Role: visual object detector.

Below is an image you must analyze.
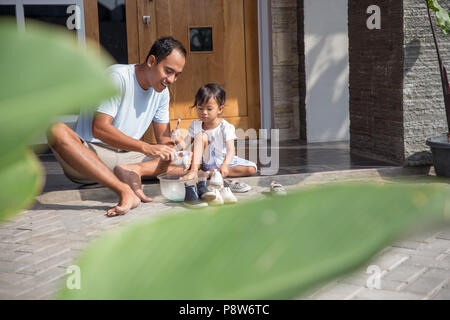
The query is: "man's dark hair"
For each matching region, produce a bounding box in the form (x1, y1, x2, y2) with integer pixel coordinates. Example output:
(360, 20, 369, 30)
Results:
(193, 83, 226, 108)
(145, 36, 186, 64)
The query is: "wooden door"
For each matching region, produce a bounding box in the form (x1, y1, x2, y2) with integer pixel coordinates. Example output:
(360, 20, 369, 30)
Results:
(127, 0, 260, 142)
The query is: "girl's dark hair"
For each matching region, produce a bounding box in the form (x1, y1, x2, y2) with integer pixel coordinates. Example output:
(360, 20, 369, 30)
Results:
(146, 36, 187, 64)
(193, 83, 226, 107)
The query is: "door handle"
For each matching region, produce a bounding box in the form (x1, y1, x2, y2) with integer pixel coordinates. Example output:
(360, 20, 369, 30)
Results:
(142, 16, 151, 25)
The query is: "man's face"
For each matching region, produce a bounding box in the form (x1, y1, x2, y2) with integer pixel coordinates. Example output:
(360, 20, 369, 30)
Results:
(147, 49, 186, 92)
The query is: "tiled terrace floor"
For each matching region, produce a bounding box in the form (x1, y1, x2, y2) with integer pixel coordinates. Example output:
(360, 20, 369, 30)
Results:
(38, 140, 393, 193)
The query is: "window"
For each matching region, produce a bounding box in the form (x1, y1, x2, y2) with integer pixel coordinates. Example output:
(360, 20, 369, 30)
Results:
(25, 5, 75, 28)
(189, 27, 213, 52)
(0, 5, 15, 17)
(2, 0, 87, 140)
(1, 0, 85, 46)
(98, 0, 128, 63)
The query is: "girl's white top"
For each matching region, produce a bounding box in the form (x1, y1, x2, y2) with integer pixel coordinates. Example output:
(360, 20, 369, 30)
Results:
(188, 119, 237, 163)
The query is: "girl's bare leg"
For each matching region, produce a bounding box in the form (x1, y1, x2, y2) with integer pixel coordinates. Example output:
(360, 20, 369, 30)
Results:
(226, 166, 257, 178)
(182, 132, 209, 180)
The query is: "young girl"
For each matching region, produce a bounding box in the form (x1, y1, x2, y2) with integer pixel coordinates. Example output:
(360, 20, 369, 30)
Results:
(177, 83, 257, 181)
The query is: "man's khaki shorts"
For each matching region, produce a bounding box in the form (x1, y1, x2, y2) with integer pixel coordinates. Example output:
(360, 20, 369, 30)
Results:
(51, 139, 153, 185)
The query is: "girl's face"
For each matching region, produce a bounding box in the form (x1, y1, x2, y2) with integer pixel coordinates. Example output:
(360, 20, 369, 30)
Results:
(196, 97, 223, 123)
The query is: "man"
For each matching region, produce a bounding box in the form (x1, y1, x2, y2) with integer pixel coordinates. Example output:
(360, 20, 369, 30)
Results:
(47, 37, 187, 217)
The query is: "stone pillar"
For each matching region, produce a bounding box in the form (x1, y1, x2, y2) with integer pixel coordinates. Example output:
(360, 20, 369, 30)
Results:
(348, 0, 450, 165)
(403, 0, 449, 165)
(348, 0, 404, 165)
(271, 0, 301, 141)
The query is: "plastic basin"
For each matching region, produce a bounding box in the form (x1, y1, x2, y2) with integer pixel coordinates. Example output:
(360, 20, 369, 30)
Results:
(157, 173, 191, 202)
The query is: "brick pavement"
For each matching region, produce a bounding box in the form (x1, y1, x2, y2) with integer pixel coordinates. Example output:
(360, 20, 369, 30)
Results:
(0, 187, 266, 300)
(0, 200, 162, 299)
(303, 229, 450, 300)
(0, 177, 449, 300)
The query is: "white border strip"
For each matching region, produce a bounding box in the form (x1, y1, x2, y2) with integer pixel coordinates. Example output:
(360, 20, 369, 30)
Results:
(257, 0, 273, 132)
(76, 0, 85, 47)
(16, 1, 25, 31)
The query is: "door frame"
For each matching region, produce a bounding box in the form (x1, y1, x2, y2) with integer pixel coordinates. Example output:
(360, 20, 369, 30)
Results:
(257, 0, 273, 132)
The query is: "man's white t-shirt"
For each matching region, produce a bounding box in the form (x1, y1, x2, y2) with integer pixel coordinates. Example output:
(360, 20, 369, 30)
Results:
(188, 119, 237, 164)
(75, 64, 170, 143)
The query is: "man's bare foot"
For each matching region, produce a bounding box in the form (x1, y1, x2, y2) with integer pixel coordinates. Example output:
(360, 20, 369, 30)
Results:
(107, 187, 141, 217)
(114, 164, 153, 203)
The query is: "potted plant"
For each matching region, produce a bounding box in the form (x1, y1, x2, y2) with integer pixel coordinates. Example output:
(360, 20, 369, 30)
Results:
(425, 0, 450, 177)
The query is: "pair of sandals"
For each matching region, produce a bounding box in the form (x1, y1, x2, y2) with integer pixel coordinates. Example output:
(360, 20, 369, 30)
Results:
(270, 181, 287, 196)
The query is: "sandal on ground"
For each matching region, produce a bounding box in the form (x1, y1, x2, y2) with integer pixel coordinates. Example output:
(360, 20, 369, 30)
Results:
(270, 181, 287, 196)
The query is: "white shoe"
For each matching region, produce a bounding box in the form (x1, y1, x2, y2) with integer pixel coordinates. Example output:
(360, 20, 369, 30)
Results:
(173, 151, 190, 169)
(209, 189, 224, 205)
(220, 187, 237, 204)
(209, 169, 224, 188)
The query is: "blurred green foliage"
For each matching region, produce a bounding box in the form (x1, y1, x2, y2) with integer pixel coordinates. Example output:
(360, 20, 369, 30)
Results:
(428, 0, 450, 34)
(0, 18, 116, 222)
(59, 183, 449, 299)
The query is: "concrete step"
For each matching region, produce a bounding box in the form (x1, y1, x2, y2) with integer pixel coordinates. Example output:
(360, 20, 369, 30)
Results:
(35, 166, 436, 204)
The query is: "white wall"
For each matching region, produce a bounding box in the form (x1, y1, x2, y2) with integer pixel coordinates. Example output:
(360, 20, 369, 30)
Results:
(304, 0, 349, 142)
(31, 115, 79, 145)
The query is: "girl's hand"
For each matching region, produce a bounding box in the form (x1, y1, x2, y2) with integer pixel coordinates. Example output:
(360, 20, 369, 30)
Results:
(170, 129, 182, 145)
(171, 119, 182, 145)
(219, 165, 229, 178)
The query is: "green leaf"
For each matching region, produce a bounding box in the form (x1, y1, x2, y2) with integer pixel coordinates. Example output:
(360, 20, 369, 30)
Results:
(0, 149, 43, 222)
(0, 19, 116, 221)
(0, 18, 116, 165)
(58, 183, 450, 299)
(428, 0, 450, 35)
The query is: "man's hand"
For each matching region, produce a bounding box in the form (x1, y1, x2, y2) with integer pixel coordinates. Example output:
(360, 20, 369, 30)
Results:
(175, 140, 187, 150)
(142, 143, 175, 161)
